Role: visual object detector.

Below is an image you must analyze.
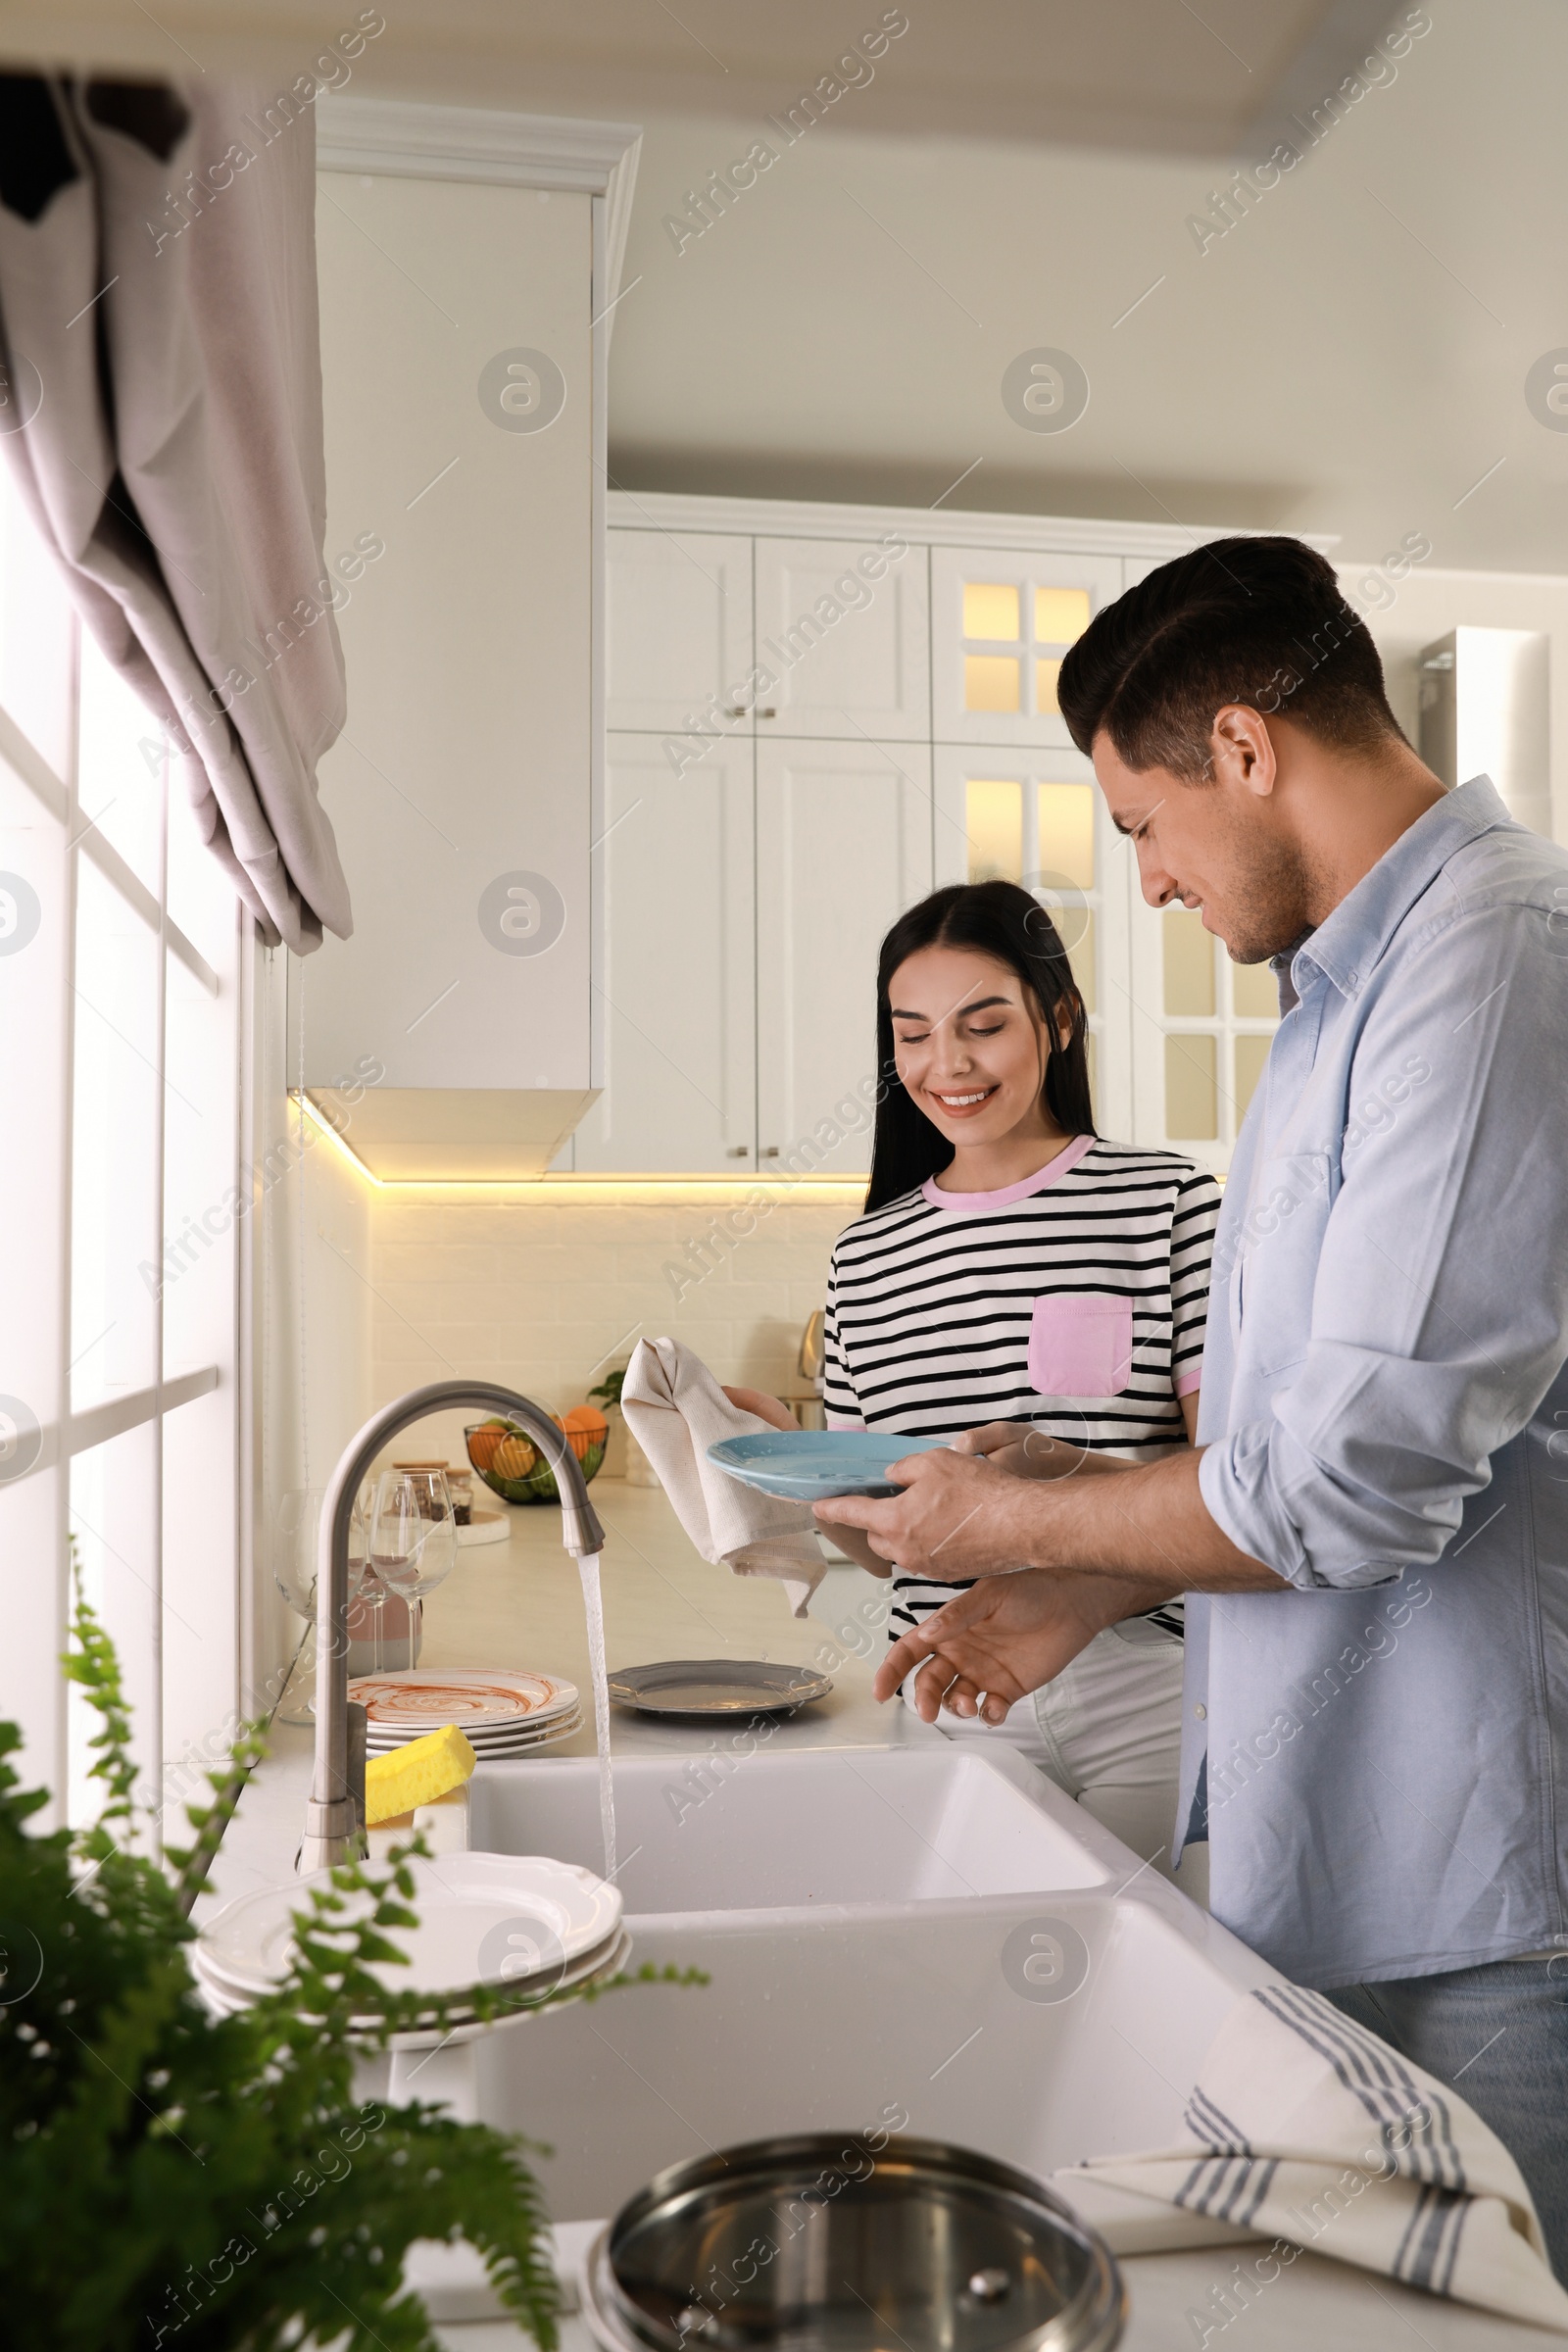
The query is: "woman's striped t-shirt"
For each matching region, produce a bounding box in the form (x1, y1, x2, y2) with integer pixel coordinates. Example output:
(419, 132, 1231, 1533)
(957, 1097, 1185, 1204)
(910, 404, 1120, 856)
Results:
(821, 1135, 1222, 1644)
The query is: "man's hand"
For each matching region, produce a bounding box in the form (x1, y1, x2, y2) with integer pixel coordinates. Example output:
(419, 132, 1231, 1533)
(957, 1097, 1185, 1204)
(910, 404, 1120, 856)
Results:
(873, 1567, 1180, 1724)
(818, 1442, 1283, 1592)
(814, 1446, 1034, 1577)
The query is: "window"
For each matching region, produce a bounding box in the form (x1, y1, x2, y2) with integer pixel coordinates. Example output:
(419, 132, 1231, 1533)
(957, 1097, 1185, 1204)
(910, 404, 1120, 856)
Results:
(0, 466, 245, 1833)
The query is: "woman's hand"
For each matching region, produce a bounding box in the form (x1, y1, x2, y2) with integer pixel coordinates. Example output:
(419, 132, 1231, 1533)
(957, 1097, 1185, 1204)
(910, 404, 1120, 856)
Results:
(815, 1523, 894, 1579)
(722, 1388, 893, 1578)
(953, 1393, 1200, 1478)
(952, 1423, 1129, 1481)
(722, 1385, 798, 1432)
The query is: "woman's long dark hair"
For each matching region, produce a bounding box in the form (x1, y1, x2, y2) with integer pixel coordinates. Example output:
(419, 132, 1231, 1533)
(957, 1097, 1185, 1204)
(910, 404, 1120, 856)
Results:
(864, 880, 1095, 1212)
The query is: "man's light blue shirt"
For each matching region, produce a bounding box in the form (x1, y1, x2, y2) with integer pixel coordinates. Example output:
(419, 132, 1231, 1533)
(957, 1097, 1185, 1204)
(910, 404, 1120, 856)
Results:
(1187, 776, 1568, 1989)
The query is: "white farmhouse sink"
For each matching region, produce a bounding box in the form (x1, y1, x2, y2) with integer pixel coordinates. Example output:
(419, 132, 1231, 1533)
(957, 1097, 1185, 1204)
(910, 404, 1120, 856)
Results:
(467, 1745, 1108, 1912)
(450, 1745, 1278, 2222)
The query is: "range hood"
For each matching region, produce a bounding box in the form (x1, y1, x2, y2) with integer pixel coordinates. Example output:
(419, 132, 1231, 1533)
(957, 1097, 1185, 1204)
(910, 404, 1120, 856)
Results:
(307, 1087, 600, 1183)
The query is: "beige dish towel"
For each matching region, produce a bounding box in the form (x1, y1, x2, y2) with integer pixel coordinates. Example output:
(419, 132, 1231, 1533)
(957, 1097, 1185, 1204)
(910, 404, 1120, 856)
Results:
(1068, 1982, 1568, 2332)
(620, 1339, 825, 1618)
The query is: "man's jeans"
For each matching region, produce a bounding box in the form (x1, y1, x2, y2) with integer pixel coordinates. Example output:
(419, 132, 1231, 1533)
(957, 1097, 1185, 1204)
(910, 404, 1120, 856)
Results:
(1325, 1958, 1568, 2280)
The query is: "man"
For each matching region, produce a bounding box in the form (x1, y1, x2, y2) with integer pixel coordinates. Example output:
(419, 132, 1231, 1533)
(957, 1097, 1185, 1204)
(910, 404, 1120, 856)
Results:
(815, 536, 1568, 2270)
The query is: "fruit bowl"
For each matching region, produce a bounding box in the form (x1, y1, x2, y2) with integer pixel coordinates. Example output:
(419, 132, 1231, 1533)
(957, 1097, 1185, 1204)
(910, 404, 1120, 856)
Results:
(466, 1408, 607, 1506)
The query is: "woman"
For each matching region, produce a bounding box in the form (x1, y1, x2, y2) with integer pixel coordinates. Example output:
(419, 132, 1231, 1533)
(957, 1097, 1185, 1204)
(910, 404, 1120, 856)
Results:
(735, 880, 1219, 1883)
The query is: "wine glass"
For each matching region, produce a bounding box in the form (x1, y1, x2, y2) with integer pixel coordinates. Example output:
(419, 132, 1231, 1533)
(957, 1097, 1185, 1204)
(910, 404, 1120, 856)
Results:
(368, 1468, 457, 1667)
(274, 1487, 369, 1722)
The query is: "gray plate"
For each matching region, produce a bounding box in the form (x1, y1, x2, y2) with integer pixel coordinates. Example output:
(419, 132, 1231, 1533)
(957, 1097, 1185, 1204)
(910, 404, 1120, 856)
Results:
(606, 1658, 833, 1717)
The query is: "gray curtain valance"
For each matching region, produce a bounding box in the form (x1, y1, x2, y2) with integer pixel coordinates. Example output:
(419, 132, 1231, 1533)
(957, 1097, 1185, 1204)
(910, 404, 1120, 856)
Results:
(0, 73, 352, 952)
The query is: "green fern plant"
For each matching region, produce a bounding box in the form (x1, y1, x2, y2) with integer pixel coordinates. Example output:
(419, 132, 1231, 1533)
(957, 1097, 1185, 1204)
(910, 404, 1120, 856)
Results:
(0, 1568, 702, 2350)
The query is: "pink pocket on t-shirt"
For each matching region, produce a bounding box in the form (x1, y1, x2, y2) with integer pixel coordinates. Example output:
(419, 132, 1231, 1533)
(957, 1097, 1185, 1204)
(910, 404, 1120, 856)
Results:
(1027, 1294, 1134, 1398)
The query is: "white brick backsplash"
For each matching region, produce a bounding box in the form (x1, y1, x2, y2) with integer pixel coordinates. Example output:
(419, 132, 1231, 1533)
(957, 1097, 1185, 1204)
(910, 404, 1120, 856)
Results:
(369, 1191, 841, 1416)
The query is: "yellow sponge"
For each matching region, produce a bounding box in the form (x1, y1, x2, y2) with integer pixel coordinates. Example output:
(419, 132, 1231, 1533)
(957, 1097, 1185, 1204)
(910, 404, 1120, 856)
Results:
(364, 1723, 477, 1826)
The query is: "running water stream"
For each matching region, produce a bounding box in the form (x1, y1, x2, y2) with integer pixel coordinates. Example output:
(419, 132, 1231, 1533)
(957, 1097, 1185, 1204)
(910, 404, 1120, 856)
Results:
(575, 1551, 617, 1886)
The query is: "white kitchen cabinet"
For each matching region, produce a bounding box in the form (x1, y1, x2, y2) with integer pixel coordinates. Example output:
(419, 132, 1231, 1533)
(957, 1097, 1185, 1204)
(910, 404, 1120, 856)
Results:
(571, 733, 756, 1171)
(310, 168, 594, 1111)
(756, 740, 934, 1178)
(303, 102, 640, 1178)
(931, 547, 1122, 749)
(606, 529, 755, 734)
(600, 497, 1317, 1174)
(753, 535, 930, 740)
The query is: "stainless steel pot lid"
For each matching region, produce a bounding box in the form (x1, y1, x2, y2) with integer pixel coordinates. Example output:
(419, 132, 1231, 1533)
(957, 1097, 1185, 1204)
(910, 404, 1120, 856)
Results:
(584, 2133, 1124, 2352)
(606, 1660, 833, 1716)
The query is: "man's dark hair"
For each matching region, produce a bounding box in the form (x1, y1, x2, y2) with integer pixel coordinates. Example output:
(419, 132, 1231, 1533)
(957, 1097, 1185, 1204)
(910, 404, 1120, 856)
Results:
(1056, 535, 1406, 780)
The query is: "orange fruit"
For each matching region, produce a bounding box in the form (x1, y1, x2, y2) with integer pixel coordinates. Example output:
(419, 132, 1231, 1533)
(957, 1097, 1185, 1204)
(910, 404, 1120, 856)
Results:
(562, 1403, 609, 1462)
(466, 1422, 504, 1473)
(492, 1433, 540, 1480)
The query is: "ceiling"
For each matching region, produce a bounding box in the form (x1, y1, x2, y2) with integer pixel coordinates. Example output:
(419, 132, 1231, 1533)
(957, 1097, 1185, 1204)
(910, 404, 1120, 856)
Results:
(3, 0, 1396, 159)
(4, 0, 1565, 573)
(601, 0, 1568, 572)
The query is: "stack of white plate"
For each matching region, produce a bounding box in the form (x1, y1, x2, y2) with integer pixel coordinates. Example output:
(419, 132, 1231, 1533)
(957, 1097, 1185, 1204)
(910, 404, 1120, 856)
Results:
(192, 1851, 627, 2038)
(349, 1668, 583, 1758)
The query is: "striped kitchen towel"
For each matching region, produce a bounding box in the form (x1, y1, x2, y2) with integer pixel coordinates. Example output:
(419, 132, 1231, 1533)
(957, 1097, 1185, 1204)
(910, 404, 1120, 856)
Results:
(1076, 1982, 1568, 2331)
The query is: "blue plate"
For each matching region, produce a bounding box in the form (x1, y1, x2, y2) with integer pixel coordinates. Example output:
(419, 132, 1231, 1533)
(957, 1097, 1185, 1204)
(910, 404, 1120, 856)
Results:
(707, 1430, 949, 1500)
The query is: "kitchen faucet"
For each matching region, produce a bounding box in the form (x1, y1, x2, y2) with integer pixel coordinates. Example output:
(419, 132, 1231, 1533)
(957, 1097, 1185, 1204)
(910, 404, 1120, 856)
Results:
(301, 1380, 607, 1872)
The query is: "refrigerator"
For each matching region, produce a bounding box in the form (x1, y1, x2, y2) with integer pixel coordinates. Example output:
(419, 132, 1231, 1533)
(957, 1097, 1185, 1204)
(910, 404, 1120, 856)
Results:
(1417, 625, 1551, 835)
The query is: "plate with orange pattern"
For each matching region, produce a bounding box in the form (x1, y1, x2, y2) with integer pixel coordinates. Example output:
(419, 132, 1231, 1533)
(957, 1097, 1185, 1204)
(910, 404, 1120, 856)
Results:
(347, 1667, 579, 1740)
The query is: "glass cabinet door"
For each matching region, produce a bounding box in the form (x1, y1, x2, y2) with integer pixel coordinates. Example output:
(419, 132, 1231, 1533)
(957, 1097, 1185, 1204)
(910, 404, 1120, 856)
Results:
(931, 549, 1122, 749)
(1128, 892, 1281, 1171)
(933, 746, 1135, 1145)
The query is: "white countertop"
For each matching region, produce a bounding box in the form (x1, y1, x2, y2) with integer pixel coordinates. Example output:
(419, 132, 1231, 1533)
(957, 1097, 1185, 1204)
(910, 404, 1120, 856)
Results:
(217, 1482, 1566, 2349)
(426, 2250, 1568, 2352)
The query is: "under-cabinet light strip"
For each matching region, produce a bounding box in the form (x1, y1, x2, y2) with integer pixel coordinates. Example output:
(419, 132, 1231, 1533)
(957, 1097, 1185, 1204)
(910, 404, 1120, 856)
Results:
(291, 1094, 865, 1200)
